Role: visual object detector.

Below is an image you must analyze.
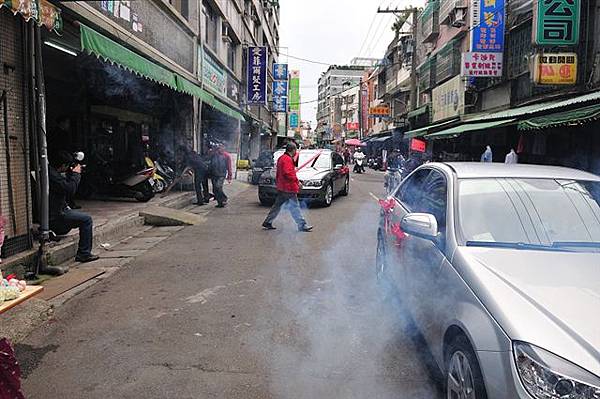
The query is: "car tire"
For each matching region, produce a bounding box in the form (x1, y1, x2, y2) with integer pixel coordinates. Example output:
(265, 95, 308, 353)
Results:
(340, 178, 349, 196)
(323, 183, 333, 207)
(259, 196, 273, 206)
(445, 335, 488, 399)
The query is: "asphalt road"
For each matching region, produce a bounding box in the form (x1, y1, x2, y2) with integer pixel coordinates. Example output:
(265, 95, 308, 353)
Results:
(20, 171, 443, 399)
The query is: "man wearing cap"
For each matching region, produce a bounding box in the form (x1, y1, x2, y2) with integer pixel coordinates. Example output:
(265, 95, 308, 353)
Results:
(262, 142, 313, 232)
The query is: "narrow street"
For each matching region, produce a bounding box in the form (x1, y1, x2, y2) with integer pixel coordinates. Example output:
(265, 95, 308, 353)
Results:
(19, 173, 442, 399)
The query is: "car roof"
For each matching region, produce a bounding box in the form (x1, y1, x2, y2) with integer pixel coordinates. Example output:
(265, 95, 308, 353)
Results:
(275, 148, 333, 154)
(431, 162, 600, 181)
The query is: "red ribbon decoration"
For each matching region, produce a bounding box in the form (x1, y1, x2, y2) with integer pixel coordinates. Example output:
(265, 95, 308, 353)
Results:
(296, 150, 324, 172)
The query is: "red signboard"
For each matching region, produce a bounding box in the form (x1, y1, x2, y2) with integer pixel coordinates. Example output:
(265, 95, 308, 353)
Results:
(361, 83, 369, 134)
(346, 122, 359, 131)
(410, 138, 426, 153)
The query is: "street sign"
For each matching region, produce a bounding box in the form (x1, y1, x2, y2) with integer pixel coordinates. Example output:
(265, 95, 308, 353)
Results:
(246, 47, 267, 105)
(273, 63, 288, 81)
(289, 112, 299, 128)
(533, 0, 580, 46)
(461, 52, 503, 77)
(532, 53, 577, 85)
(470, 0, 505, 52)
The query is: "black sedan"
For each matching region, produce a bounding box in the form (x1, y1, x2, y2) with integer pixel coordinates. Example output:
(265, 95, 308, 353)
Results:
(258, 149, 350, 207)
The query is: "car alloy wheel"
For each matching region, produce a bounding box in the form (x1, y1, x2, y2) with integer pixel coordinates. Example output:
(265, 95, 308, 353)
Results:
(324, 184, 333, 206)
(447, 351, 476, 399)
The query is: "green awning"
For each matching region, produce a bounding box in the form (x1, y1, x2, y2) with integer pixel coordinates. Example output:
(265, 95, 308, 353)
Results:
(404, 119, 457, 139)
(518, 103, 600, 130)
(426, 119, 515, 140)
(80, 24, 177, 89)
(407, 105, 429, 119)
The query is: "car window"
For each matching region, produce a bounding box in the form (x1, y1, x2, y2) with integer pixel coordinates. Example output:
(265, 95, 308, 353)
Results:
(415, 171, 447, 230)
(395, 169, 431, 210)
(333, 153, 344, 166)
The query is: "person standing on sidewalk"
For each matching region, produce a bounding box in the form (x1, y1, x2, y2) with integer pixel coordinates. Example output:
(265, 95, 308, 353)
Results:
(186, 149, 211, 205)
(262, 142, 313, 232)
(210, 143, 232, 208)
(48, 151, 99, 263)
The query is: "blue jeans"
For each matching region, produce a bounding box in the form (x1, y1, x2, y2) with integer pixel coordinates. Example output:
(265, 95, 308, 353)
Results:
(263, 191, 307, 228)
(50, 209, 94, 256)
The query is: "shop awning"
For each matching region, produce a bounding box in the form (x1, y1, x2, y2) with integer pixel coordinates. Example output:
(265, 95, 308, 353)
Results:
(426, 119, 516, 140)
(80, 24, 178, 89)
(1, 0, 62, 32)
(517, 103, 600, 130)
(464, 90, 600, 123)
(407, 105, 429, 119)
(404, 119, 458, 139)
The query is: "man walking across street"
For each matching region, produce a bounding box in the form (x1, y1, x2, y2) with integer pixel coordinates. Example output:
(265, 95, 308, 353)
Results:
(49, 151, 99, 263)
(210, 143, 232, 208)
(186, 149, 211, 205)
(262, 142, 313, 232)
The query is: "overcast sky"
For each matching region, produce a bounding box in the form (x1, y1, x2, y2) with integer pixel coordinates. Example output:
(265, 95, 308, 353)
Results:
(279, 0, 424, 128)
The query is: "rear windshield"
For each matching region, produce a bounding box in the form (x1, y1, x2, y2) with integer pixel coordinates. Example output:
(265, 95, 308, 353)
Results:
(458, 178, 600, 246)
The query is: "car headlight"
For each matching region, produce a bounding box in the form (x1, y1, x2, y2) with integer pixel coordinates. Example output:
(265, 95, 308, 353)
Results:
(514, 342, 600, 399)
(301, 179, 323, 187)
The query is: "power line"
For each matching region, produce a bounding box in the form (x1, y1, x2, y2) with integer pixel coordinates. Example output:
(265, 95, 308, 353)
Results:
(357, 0, 387, 57)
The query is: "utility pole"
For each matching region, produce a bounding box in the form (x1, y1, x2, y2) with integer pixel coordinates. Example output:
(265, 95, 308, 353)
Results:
(377, 6, 419, 111)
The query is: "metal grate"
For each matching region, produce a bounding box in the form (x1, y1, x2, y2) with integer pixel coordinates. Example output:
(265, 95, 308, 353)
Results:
(0, 232, 32, 258)
(507, 22, 532, 79)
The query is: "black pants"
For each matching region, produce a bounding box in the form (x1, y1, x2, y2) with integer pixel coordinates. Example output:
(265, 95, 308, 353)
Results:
(50, 209, 93, 256)
(194, 170, 210, 203)
(211, 177, 228, 205)
(263, 191, 307, 228)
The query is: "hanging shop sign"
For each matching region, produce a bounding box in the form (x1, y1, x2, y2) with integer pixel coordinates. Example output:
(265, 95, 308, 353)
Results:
(246, 46, 267, 105)
(346, 122, 360, 131)
(431, 75, 465, 122)
(369, 105, 390, 117)
(461, 52, 503, 77)
(410, 138, 427, 153)
(533, 0, 580, 46)
(226, 75, 240, 103)
(289, 70, 300, 112)
(273, 63, 288, 81)
(361, 83, 369, 132)
(289, 112, 299, 128)
(272, 81, 288, 113)
(470, 0, 505, 52)
(532, 53, 577, 85)
(0, 0, 62, 32)
(201, 49, 226, 97)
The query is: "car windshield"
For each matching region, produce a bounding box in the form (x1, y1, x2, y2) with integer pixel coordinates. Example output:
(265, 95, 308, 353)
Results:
(273, 150, 331, 170)
(458, 178, 600, 250)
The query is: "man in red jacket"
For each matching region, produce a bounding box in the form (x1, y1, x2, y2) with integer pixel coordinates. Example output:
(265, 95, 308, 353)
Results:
(262, 142, 313, 232)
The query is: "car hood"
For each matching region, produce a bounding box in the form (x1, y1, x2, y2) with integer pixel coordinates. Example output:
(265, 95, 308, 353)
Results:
(296, 168, 329, 181)
(454, 247, 600, 376)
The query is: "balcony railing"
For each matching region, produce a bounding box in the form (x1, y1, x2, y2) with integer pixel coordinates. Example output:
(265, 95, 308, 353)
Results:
(435, 39, 461, 83)
(418, 58, 436, 91)
(419, 1, 439, 44)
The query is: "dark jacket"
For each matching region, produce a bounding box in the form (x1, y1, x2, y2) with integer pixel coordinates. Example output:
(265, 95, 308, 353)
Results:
(49, 167, 80, 219)
(276, 153, 299, 193)
(187, 152, 210, 176)
(210, 151, 232, 179)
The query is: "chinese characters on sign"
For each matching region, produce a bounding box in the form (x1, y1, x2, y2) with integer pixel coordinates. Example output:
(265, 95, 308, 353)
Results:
(368, 105, 390, 117)
(471, 0, 505, 52)
(202, 49, 226, 96)
(361, 83, 369, 133)
(533, 0, 580, 45)
(432, 75, 465, 122)
(532, 53, 577, 85)
(273, 64, 288, 81)
(461, 52, 503, 77)
(272, 81, 288, 112)
(289, 112, 299, 128)
(410, 139, 427, 153)
(288, 70, 300, 112)
(346, 122, 360, 131)
(246, 47, 267, 105)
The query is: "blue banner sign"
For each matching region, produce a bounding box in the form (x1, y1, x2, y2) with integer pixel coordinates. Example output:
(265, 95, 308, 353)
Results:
(273, 63, 288, 81)
(273, 96, 288, 112)
(273, 81, 288, 97)
(471, 0, 505, 52)
(289, 112, 299, 128)
(247, 47, 267, 105)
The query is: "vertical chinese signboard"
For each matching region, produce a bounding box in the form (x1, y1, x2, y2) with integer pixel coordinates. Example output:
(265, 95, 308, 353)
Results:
(246, 47, 267, 105)
(470, 0, 505, 52)
(289, 70, 300, 112)
(273, 63, 288, 81)
(272, 81, 288, 112)
(361, 82, 369, 136)
(533, 0, 580, 45)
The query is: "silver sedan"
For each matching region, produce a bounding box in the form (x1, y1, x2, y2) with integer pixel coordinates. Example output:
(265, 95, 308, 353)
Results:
(376, 162, 600, 399)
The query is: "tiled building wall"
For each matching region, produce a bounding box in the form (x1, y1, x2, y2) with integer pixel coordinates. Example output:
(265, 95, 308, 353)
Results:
(0, 10, 31, 242)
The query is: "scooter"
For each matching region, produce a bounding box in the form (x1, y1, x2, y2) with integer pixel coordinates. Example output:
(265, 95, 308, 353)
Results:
(79, 158, 155, 202)
(144, 156, 175, 193)
(353, 157, 365, 174)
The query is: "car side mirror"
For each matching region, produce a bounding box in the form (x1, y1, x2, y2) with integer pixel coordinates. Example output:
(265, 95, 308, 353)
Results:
(400, 213, 439, 240)
(334, 164, 343, 170)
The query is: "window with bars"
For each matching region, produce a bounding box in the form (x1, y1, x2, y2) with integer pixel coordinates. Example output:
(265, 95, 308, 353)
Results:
(435, 39, 461, 83)
(507, 22, 532, 79)
(419, 0, 439, 43)
(418, 59, 436, 91)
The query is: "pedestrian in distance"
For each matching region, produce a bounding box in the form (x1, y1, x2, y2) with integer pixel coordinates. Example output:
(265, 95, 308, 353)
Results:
(210, 143, 233, 208)
(186, 149, 211, 205)
(481, 145, 493, 163)
(505, 148, 518, 164)
(262, 142, 313, 232)
(48, 151, 99, 263)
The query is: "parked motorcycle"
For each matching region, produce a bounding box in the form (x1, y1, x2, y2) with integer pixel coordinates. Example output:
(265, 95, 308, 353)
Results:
(144, 156, 175, 193)
(79, 157, 155, 202)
